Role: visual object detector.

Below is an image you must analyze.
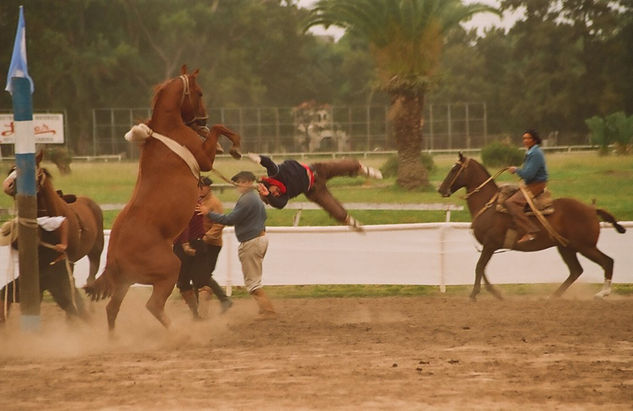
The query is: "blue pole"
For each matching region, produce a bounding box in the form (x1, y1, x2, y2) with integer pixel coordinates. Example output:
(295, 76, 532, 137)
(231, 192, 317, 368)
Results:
(12, 77, 40, 332)
(5, 6, 40, 331)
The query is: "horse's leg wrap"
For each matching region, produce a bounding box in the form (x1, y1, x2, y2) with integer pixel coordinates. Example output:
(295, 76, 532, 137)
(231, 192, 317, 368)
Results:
(595, 279, 612, 299)
(345, 215, 364, 233)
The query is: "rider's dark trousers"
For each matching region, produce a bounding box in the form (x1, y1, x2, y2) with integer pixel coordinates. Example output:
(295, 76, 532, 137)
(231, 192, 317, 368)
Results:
(306, 159, 362, 223)
(504, 181, 547, 234)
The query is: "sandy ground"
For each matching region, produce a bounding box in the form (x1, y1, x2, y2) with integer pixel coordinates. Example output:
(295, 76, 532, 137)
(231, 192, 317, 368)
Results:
(1, 289, 632, 410)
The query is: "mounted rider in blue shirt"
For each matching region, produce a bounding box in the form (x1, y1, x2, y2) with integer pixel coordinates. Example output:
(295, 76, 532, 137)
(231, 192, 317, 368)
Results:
(506, 129, 549, 244)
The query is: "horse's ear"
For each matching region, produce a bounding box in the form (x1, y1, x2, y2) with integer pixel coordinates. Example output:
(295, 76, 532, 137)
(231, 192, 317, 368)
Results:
(36, 149, 43, 165)
(191, 68, 199, 78)
(458, 151, 465, 162)
(180, 64, 188, 75)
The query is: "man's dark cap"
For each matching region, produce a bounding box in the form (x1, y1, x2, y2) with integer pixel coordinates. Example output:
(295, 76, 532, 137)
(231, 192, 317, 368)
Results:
(231, 171, 256, 183)
(198, 176, 213, 187)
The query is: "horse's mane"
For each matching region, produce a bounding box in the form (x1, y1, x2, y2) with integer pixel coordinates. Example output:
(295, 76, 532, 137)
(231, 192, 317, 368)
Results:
(40, 167, 52, 179)
(469, 157, 492, 178)
(150, 79, 170, 110)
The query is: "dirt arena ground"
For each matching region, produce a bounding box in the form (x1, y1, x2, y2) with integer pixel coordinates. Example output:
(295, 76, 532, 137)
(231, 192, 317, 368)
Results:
(1, 288, 632, 410)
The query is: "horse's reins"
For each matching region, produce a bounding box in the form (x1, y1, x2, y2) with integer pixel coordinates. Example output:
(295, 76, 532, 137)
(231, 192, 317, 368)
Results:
(210, 168, 238, 186)
(463, 165, 509, 200)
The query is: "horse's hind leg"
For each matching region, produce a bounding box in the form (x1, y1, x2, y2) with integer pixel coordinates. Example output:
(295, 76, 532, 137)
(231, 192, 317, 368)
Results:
(106, 283, 130, 332)
(86, 251, 102, 285)
(471, 246, 497, 301)
(553, 246, 583, 297)
(482, 273, 503, 300)
(578, 246, 614, 298)
(146, 279, 175, 329)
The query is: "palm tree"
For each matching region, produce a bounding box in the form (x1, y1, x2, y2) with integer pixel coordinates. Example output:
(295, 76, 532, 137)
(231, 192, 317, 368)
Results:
(306, 0, 498, 189)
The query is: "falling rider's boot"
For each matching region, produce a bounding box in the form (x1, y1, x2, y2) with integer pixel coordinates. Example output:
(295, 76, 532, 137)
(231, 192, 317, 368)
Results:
(251, 288, 276, 320)
(359, 163, 383, 179)
(181, 289, 200, 320)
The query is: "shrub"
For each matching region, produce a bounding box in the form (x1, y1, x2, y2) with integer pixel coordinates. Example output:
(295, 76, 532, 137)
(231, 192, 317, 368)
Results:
(481, 141, 524, 168)
(380, 152, 435, 178)
(586, 111, 633, 155)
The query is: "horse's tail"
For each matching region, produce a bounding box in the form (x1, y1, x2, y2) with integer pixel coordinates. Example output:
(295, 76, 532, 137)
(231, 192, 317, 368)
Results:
(83, 267, 114, 301)
(596, 209, 626, 234)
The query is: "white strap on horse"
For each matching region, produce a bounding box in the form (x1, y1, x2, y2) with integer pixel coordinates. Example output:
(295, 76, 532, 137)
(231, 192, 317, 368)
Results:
(125, 123, 200, 179)
(37, 216, 66, 232)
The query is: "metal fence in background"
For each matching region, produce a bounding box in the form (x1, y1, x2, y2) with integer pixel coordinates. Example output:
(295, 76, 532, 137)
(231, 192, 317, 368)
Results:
(91, 103, 487, 158)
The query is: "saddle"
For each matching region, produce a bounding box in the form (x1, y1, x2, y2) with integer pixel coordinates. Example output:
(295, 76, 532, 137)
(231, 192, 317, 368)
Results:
(495, 184, 555, 215)
(56, 190, 77, 204)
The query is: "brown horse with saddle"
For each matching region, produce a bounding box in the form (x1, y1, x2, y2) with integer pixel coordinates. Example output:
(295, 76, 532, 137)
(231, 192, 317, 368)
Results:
(1, 151, 104, 321)
(438, 153, 626, 301)
(84, 65, 242, 331)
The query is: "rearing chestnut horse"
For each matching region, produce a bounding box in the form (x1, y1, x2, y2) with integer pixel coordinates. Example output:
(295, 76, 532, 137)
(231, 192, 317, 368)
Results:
(438, 153, 626, 301)
(85, 66, 242, 331)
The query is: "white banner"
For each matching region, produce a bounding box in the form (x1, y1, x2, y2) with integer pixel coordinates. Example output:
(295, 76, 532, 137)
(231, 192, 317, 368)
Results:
(0, 113, 64, 144)
(2, 222, 631, 290)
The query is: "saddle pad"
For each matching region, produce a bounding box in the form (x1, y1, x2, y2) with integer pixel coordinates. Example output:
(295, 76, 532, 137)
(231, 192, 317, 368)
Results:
(496, 184, 555, 215)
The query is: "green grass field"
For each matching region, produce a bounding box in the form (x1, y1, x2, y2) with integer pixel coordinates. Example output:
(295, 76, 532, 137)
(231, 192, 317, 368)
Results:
(1, 151, 631, 228)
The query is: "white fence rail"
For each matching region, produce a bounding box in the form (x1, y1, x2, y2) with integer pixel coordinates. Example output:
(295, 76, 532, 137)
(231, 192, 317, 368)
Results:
(2, 222, 631, 291)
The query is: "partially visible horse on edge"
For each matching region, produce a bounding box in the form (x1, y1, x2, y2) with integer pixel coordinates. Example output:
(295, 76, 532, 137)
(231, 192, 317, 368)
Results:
(85, 65, 241, 331)
(438, 153, 626, 301)
(1, 151, 104, 321)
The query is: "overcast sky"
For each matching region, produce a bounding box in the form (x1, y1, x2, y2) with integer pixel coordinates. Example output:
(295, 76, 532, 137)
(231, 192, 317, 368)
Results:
(297, 0, 523, 40)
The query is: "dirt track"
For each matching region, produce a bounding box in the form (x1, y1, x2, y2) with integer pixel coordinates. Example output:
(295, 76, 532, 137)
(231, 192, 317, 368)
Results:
(1, 290, 632, 410)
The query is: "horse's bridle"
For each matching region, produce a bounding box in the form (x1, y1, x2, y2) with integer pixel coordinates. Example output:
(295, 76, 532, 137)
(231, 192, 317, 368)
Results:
(179, 75, 208, 127)
(447, 158, 508, 200)
(445, 158, 470, 195)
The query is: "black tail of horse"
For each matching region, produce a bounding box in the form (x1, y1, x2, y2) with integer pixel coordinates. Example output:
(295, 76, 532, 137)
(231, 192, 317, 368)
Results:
(83, 267, 114, 301)
(596, 209, 626, 234)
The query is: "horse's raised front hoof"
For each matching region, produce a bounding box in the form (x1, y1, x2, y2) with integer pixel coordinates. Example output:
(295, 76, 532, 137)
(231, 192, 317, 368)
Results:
(230, 148, 242, 159)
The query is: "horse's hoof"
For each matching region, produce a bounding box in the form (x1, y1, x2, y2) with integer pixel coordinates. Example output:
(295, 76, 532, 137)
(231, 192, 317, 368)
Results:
(469, 295, 477, 302)
(230, 149, 242, 160)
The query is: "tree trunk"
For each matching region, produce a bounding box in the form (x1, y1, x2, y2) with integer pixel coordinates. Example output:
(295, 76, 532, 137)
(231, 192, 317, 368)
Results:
(389, 92, 428, 189)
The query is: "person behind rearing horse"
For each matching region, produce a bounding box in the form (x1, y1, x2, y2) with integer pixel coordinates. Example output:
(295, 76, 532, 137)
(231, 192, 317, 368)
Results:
(506, 129, 548, 244)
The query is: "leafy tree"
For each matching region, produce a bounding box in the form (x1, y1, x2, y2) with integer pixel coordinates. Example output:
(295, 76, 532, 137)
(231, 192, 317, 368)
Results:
(499, 0, 630, 141)
(586, 111, 633, 154)
(306, 0, 497, 189)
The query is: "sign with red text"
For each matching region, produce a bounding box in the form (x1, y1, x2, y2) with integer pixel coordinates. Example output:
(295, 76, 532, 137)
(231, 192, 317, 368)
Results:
(0, 113, 64, 144)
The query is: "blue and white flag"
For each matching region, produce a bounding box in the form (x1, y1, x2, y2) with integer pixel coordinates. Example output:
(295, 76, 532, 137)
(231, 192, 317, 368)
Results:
(5, 6, 34, 95)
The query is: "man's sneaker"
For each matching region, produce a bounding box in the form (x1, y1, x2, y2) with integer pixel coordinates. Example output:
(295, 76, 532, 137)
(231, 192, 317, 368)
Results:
(220, 299, 233, 314)
(245, 153, 261, 164)
(360, 164, 383, 179)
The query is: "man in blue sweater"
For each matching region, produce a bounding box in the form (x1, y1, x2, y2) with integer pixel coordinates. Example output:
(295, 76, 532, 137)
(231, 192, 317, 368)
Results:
(196, 171, 276, 319)
(506, 129, 549, 243)
(246, 153, 382, 231)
